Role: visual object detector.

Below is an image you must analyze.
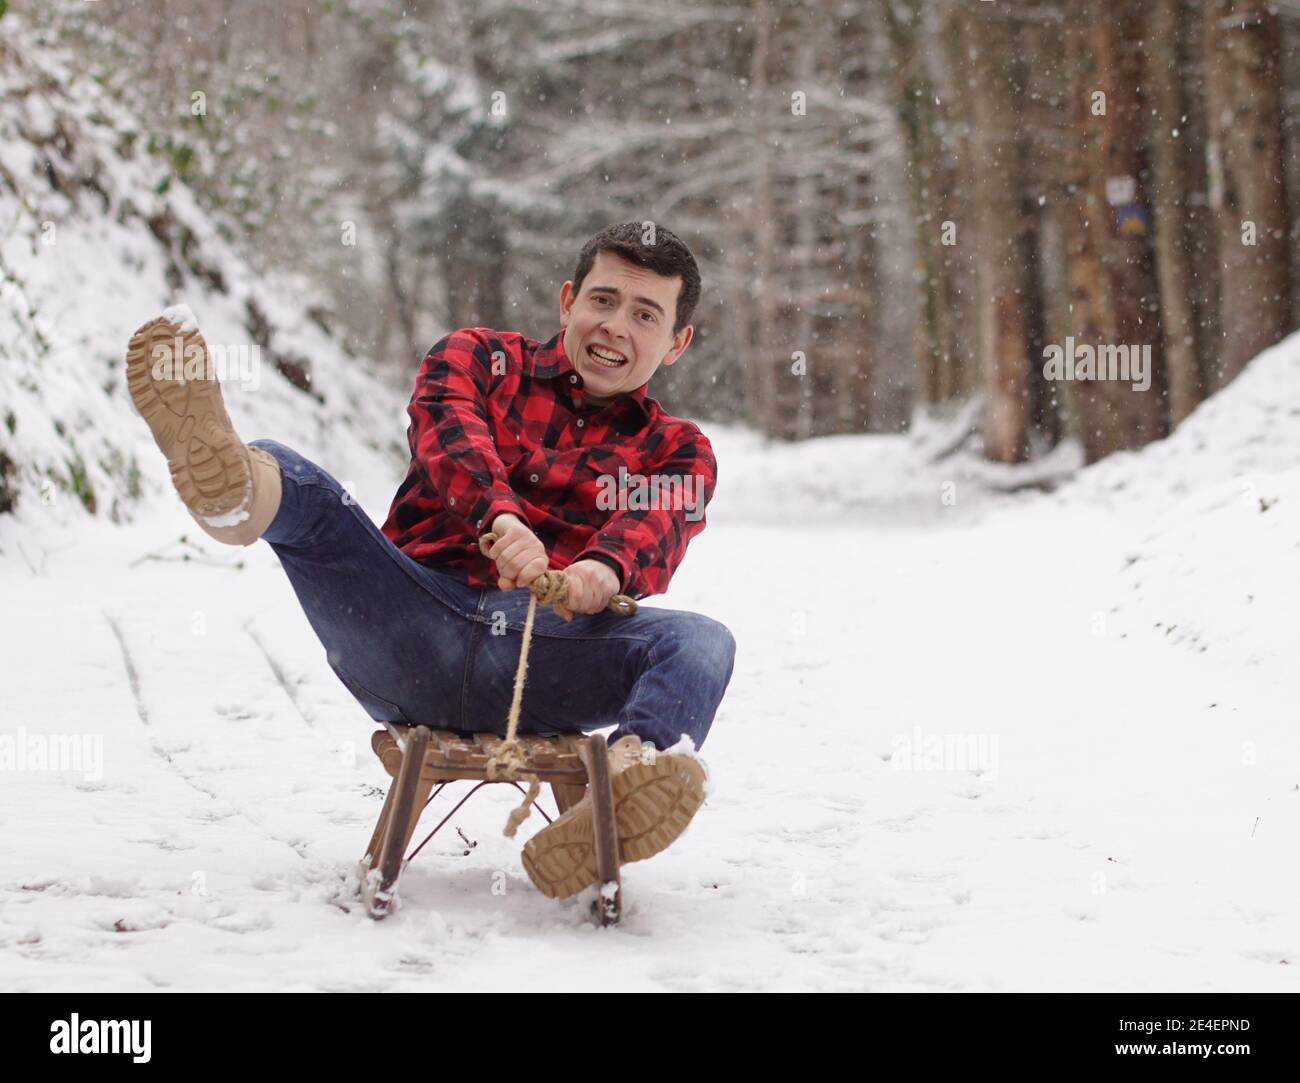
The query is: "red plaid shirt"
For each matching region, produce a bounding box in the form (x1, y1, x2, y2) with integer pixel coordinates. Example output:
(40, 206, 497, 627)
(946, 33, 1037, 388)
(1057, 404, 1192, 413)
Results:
(380, 327, 717, 600)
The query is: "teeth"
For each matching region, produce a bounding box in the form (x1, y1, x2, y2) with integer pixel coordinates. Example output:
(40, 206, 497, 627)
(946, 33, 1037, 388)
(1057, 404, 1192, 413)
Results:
(588, 345, 627, 366)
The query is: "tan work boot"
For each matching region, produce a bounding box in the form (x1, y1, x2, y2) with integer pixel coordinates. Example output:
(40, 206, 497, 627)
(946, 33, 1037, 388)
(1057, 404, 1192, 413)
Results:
(125, 311, 281, 546)
(522, 735, 708, 900)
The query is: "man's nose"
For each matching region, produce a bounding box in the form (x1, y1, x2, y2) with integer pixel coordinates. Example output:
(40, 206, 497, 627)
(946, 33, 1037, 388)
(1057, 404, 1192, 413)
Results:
(600, 310, 633, 342)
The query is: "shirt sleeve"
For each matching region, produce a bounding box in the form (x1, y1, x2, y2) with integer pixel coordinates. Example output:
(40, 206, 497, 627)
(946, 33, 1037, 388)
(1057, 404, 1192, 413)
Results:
(405, 329, 528, 535)
(582, 552, 629, 592)
(572, 425, 717, 600)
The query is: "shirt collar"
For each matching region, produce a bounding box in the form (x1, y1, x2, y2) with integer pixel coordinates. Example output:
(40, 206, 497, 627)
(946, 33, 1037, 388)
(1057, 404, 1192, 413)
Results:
(532, 330, 654, 421)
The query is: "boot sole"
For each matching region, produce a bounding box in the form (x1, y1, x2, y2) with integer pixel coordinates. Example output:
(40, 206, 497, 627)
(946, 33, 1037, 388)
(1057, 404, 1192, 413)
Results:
(521, 755, 707, 900)
(125, 316, 251, 520)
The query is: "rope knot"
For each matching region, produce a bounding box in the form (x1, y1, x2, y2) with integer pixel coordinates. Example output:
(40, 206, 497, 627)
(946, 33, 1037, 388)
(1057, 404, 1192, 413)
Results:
(529, 570, 569, 606)
(485, 739, 527, 781)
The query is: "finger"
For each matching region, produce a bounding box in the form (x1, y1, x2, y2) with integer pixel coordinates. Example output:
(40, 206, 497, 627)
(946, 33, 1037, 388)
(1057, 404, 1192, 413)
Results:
(488, 529, 521, 562)
(499, 576, 516, 591)
(495, 534, 527, 571)
(561, 573, 588, 615)
(517, 555, 550, 587)
(554, 604, 574, 622)
(501, 539, 545, 582)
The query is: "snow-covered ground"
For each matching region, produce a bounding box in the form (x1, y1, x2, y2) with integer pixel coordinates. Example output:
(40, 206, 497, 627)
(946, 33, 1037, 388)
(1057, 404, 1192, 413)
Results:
(3, 334, 1299, 992)
(3, 11, 1299, 992)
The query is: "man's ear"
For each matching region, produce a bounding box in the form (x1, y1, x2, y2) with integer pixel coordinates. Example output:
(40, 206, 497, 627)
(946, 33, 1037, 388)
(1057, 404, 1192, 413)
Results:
(661, 324, 694, 367)
(558, 280, 576, 324)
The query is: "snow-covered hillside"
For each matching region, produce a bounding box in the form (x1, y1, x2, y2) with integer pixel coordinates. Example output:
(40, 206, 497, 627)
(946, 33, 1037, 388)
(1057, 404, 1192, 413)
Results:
(0, 23, 409, 550)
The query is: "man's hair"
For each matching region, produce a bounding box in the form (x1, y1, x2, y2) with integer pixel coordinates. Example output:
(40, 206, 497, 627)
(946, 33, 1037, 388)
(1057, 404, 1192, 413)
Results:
(572, 222, 701, 335)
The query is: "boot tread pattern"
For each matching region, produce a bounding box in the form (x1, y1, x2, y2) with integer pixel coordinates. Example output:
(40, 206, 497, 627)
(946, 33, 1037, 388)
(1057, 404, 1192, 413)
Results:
(125, 317, 251, 519)
(521, 755, 706, 899)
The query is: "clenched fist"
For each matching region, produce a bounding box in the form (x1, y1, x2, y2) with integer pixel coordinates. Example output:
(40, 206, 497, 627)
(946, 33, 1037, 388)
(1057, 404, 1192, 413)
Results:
(551, 559, 621, 621)
(485, 513, 548, 591)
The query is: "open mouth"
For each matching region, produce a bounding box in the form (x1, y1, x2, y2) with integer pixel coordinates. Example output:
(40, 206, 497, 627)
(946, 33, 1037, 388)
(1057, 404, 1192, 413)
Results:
(587, 344, 629, 369)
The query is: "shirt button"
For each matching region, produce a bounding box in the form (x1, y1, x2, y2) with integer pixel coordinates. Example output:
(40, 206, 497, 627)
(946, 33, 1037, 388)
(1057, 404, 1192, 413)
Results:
(529, 473, 539, 483)
(569, 375, 578, 384)
(449, 497, 455, 506)
(576, 418, 585, 428)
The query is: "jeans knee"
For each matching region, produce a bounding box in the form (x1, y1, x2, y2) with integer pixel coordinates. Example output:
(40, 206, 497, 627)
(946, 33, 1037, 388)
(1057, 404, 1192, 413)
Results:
(715, 621, 737, 679)
(677, 614, 735, 684)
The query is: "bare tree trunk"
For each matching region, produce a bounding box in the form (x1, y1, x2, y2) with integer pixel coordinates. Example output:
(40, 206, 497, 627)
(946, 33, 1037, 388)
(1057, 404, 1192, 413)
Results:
(1064, 0, 1168, 463)
(1101, 0, 1168, 447)
(967, 4, 1031, 463)
(1017, 9, 1063, 450)
(884, 0, 956, 410)
(792, 32, 817, 441)
(748, 0, 780, 438)
(1147, 0, 1203, 425)
(1181, 1, 1224, 398)
(1202, 0, 1293, 385)
(830, 170, 877, 434)
(722, 214, 756, 428)
(939, 0, 979, 401)
(1065, 2, 1115, 463)
(1020, 190, 1058, 449)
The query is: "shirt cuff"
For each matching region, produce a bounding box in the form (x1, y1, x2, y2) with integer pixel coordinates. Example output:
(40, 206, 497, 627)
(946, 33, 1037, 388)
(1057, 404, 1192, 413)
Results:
(575, 548, 629, 593)
(473, 493, 528, 536)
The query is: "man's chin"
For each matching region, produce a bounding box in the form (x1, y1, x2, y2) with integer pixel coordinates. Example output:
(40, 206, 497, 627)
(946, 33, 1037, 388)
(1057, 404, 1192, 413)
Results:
(580, 366, 620, 396)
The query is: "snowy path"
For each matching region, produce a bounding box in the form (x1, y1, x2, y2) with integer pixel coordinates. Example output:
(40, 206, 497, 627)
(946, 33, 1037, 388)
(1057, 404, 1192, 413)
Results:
(2, 489, 1297, 991)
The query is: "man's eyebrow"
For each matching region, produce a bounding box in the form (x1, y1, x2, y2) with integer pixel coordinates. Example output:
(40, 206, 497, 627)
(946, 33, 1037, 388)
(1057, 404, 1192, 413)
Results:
(587, 285, 666, 317)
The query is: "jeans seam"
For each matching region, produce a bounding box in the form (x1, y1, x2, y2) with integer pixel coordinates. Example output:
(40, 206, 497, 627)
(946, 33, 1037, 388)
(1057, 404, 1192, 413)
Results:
(331, 659, 410, 724)
(460, 593, 488, 732)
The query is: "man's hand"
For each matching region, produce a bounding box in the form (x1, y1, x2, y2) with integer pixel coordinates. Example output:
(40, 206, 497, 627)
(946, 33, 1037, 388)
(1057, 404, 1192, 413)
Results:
(551, 559, 621, 622)
(485, 513, 548, 590)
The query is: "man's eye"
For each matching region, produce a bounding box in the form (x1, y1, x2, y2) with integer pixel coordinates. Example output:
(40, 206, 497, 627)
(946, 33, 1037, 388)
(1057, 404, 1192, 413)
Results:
(593, 296, 609, 305)
(640, 312, 656, 322)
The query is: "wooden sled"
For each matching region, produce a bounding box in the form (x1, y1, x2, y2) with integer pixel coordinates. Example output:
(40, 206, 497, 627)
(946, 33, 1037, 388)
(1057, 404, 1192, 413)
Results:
(359, 722, 622, 925)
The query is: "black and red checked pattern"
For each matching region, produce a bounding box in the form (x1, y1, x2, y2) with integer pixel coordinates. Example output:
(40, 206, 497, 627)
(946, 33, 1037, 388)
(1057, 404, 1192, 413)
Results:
(380, 326, 717, 600)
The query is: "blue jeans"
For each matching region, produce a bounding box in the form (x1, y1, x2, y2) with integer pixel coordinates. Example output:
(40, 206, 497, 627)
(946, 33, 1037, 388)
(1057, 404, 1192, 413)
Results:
(249, 440, 736, 751)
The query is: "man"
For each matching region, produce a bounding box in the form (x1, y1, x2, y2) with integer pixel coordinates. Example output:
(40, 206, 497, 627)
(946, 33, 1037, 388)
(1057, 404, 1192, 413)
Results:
(123, 222, 736, 902)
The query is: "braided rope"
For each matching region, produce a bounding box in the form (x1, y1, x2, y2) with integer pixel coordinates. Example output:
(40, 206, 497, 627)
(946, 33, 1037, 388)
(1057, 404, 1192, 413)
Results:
(475, 530, 637, 835)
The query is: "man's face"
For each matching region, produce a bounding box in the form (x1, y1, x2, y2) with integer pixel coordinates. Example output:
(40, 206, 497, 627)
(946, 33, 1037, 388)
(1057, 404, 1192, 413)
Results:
(560, 251, 693, 405)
